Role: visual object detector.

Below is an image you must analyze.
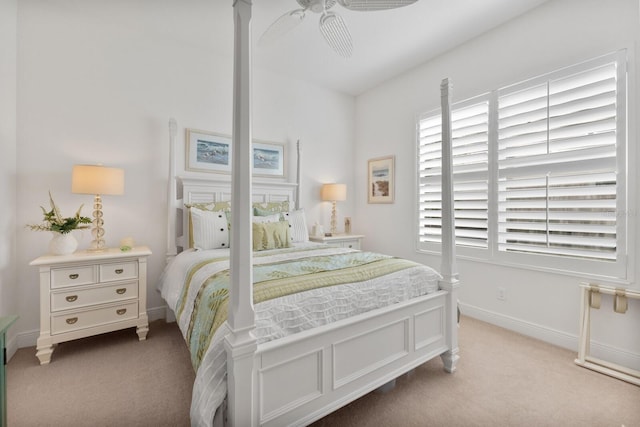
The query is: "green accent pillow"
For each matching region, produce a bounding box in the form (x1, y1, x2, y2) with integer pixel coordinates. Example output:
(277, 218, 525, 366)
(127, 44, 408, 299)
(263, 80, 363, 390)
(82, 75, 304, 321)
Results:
(252, 221, 291, 251)
(253, 201, 290, 216)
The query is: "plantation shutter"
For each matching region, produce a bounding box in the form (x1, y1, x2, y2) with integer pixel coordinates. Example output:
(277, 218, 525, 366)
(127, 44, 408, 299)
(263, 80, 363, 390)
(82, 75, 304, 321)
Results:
(418, 99, 489, 248)
(497, 60, 620, 260)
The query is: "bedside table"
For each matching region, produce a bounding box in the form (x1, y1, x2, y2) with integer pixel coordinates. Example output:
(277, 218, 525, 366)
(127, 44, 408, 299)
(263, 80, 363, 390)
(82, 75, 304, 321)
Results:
(30, 246, 152, 365)
(309, 234, 364, 250)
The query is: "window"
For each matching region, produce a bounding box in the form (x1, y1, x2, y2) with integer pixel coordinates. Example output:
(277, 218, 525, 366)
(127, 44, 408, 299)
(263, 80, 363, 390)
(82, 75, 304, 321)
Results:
(417, 51, 629, 280)
(417, 97, 490, 249)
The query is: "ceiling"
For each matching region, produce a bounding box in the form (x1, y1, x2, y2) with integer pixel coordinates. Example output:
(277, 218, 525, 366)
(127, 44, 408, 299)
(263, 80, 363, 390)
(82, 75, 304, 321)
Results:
(209, 0, 550, 96)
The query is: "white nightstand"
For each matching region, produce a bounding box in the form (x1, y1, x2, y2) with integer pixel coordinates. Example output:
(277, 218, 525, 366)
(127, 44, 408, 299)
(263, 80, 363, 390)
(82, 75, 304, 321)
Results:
(30, 246, 152, 365)
(309, 234, 364, 250)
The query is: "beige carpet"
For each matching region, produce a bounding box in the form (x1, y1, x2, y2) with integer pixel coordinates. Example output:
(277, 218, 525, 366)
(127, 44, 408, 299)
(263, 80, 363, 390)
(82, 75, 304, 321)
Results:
(7, 317, 640, 426)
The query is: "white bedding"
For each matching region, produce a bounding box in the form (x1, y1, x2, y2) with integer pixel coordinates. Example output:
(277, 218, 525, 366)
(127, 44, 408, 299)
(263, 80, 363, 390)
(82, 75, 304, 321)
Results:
(158, 243, 441, 426)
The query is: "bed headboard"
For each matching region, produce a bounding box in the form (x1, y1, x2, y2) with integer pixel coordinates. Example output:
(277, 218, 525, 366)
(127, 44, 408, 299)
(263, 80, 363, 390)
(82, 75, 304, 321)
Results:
(173, 177, 298, 253)
(166, 119, 300, 259)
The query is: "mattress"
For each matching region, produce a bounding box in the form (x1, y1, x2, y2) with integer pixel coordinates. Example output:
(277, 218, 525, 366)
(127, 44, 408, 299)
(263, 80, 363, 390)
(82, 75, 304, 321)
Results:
(158, 242, 441, 426)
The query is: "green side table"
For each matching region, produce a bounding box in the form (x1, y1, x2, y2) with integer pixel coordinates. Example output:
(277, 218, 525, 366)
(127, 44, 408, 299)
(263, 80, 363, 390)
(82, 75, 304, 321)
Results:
(0, 315, 17, 427)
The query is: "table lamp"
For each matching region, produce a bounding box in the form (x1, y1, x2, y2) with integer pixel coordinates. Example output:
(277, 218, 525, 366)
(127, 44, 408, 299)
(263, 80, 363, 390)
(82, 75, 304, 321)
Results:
(321, 183, 347, 235)
(71, 164, 124, 251)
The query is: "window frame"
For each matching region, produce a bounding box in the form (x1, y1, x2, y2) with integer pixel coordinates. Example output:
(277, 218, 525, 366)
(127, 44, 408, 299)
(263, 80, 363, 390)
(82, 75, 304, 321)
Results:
(415, 50, 632, 283)
(416, 93, 491, 256)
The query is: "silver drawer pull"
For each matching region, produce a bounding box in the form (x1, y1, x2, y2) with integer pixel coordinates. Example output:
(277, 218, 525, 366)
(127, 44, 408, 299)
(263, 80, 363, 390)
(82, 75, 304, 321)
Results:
(69, 274, 79, 280)
(115, 269, 124, 274)
(116, 308, 127, 315)
(66, 295, 78, 302)
(66, 317, 78, 325)
(116, 288, 127, 295)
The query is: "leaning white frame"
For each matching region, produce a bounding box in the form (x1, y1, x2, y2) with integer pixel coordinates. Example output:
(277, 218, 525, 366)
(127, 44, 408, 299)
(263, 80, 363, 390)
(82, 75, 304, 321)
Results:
(163, 2, 459, 425)
(575, 283, 640, 386)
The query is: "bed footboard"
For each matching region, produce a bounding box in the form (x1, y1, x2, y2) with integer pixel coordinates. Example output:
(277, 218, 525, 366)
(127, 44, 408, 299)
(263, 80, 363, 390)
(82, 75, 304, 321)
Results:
(254, 290, 450, 427)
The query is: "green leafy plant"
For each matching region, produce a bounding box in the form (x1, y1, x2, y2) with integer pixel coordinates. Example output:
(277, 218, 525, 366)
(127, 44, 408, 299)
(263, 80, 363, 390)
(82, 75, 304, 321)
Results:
(27, 192, 92, 234)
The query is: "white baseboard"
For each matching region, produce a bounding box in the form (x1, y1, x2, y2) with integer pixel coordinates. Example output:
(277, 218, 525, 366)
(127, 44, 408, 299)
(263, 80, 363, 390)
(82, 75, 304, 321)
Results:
(14, 302, 637, 371)
(147, 305, 169, 322)
(17, 328, 39, 350)
(6, 333, 20, 362)
(460, 302, 640, 371)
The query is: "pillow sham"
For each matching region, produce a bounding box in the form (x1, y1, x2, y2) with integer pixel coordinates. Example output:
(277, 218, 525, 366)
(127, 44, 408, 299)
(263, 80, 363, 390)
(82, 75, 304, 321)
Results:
(185, 201, 231, 212)
(280, 209, 309, 243)
(190, 208, 230, 250)
(252, 221, 290, 251)
(187, 202, 231, 247)
(253, 201, 290, 216)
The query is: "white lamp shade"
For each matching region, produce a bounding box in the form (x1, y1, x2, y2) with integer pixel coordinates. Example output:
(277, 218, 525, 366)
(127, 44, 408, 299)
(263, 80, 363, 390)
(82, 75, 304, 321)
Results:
(71, 165, 125, 195)
(321, 183, 347, 201)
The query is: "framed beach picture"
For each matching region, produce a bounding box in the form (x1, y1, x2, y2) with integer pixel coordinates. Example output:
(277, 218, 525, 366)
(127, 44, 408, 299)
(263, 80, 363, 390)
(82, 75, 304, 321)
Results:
(186, 129, 232, 174)
(253, 140, 285, 178)
(368, 155, 395, 204)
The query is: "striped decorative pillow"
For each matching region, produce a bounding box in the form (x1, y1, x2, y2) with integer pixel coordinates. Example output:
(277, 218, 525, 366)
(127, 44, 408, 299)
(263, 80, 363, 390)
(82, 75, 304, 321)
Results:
(190, 208, 229, 250)
(280, 209, 309, 243)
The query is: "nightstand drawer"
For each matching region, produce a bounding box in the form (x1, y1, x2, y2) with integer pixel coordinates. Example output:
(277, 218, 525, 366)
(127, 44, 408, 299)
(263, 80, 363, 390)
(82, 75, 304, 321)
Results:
(51, 301, 138, 335)
(51, 282, 138, 312)
(309, 235, 364, 250)
(340, 241, 360, 250)
(100, 261, 138, 282)
(51, 265, 97, 289)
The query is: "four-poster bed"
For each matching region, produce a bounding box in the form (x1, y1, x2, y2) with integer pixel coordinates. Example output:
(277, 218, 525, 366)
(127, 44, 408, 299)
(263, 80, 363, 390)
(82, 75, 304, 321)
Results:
(158, 2, 460, 426)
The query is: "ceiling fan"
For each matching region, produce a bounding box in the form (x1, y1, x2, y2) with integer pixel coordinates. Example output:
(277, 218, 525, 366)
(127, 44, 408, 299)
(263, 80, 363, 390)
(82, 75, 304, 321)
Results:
(259, 0, 418, 58)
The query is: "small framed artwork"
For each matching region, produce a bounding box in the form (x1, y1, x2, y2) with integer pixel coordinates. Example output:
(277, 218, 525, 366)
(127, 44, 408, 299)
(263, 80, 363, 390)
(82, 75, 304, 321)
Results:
(186, 129, 232, 174)
(368, 155, 395, 204)
(253, 140, 286, 178)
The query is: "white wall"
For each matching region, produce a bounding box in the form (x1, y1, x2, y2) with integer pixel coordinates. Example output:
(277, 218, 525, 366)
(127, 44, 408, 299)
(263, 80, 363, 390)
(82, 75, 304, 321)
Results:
(354, 0, 640, 369)
(15, 1, 355, 346)
(0, 0, 19, 356)
(14, 0, 638, 374)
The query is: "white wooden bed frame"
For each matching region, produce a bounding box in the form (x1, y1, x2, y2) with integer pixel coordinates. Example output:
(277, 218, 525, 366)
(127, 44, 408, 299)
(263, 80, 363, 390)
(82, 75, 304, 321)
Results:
(163, 3, 460, 425)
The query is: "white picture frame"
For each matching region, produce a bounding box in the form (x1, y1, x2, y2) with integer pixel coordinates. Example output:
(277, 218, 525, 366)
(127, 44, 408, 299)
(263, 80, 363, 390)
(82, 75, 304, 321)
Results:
(186, 129, 232, 174)
(368, 155, 395, 204)
(253, 140, 286, 178)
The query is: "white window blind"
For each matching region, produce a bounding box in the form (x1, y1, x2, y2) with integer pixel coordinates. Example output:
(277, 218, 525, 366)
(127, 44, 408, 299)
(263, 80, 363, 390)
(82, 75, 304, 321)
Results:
(497, 60, 620, 261)
(416, 50, 628, 279)
(417, 99, 489, 249)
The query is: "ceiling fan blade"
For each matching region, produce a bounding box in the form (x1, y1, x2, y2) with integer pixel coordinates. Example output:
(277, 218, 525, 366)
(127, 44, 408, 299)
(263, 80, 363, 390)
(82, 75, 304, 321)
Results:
(259, 9, 306, 46)
(337, 0, 417, 11)
(319, 11, 353, 58)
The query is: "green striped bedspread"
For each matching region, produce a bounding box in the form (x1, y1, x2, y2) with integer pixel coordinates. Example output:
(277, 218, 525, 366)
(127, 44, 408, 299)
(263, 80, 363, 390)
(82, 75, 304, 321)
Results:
(173, 245, 432, 371)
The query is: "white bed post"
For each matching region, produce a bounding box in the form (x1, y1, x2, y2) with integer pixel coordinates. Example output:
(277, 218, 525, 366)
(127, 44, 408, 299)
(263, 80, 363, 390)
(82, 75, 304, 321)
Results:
(296, 139, 301, 210)
(439, 78, 460, 373)
(225, 1, 258, 426)
(167, 118, 178, 263)
(165, 118, 179, 323)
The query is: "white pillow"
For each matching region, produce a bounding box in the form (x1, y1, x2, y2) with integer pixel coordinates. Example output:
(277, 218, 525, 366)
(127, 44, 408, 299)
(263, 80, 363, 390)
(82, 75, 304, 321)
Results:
(281, 209, 309, 243)
(190, 208, 230, 250)
(252, 213, 281, 224)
